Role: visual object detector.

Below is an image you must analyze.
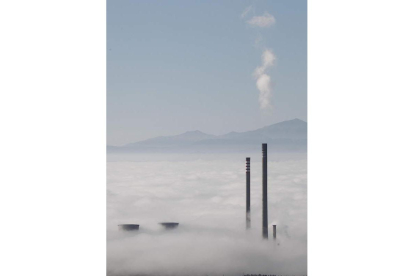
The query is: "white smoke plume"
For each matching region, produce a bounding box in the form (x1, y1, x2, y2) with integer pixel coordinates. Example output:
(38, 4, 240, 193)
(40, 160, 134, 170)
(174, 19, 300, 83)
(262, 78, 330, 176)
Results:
(247, 12, 275, 28)
(253, 49, 276, 110)
(241, 5, 253, 19)
(241, 8, 277, 111)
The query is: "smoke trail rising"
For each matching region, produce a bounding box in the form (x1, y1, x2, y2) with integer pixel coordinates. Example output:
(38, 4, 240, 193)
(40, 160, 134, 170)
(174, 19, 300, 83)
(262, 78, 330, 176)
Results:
(247, 12, 275, 28)
(253, 49, 276, 110)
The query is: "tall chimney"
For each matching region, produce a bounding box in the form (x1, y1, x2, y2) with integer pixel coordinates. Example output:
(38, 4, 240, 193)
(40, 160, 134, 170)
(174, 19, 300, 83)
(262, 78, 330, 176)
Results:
(262, 143, 268, 239)
(246, 157, 251, 229)
(273, 225, 276, 240)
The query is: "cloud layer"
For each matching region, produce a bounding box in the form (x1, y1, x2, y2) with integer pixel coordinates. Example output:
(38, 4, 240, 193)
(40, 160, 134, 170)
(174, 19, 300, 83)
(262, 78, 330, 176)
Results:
(107, 153, 307, 275)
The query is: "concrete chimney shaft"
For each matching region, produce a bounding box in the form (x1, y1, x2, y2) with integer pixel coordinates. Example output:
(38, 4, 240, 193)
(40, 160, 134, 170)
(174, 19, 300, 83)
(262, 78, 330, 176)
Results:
(246, 157, 251, 229)
(262, 143, 268, 239)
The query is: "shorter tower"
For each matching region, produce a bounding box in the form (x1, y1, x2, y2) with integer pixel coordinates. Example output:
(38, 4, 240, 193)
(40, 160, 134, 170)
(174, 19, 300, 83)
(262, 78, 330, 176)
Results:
(246, 157, 251, 229)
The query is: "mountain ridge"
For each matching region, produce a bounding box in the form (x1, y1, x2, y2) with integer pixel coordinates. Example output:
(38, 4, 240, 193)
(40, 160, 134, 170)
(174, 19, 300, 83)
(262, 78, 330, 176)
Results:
(113, 118, 306, 151)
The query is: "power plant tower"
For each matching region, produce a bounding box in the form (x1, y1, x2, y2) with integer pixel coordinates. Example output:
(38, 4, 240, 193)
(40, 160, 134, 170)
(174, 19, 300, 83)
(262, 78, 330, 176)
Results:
(262, 143, 268, 239)
(246, 157, 251, 229)
(273, 225, 277, 240)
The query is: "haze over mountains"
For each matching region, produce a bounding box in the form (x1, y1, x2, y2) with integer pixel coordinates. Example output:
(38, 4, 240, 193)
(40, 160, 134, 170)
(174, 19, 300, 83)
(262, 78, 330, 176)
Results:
(108, 118, 307, 153)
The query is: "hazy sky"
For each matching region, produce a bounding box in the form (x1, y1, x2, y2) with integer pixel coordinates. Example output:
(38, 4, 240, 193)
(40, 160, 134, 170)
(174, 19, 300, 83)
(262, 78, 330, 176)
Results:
(107, 0, 307, 146)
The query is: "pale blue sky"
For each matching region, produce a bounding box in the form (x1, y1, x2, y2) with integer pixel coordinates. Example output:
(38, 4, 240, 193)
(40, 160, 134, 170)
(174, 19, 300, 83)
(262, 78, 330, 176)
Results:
(107, 0, 307, 146)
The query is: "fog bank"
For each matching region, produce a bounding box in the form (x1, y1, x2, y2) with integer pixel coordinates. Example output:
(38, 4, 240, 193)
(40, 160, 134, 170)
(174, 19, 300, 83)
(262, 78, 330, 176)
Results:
(107, 153, 307, 275)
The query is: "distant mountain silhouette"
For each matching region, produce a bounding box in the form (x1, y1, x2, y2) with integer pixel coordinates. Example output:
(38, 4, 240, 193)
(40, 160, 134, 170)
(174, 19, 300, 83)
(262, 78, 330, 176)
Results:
(108, 119, 307, 153)
(126, 130, 215, 148)
(218, 118, 306, 140)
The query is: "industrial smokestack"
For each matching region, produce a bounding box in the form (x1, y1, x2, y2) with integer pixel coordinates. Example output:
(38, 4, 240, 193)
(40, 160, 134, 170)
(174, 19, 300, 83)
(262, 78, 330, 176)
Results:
(262, 143, 268, 239)
(246, 157, 251, 229)
(273, 225, 276, 240)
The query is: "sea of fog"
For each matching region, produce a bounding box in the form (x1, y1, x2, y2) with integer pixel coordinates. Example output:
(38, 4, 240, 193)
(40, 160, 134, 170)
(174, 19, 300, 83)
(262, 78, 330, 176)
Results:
(107, 152, 307, 276)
